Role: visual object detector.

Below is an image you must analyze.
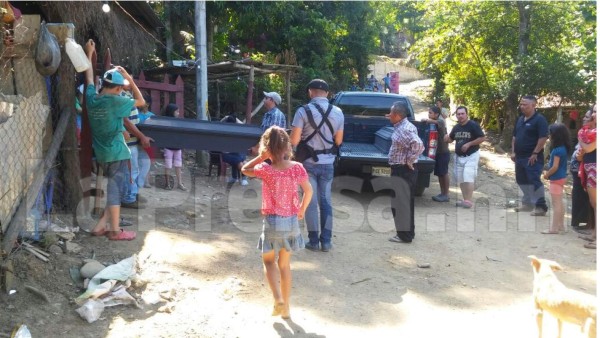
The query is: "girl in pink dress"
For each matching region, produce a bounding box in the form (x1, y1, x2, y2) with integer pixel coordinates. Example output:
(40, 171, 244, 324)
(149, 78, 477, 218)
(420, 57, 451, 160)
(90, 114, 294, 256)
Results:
(242, 126, 313, 319)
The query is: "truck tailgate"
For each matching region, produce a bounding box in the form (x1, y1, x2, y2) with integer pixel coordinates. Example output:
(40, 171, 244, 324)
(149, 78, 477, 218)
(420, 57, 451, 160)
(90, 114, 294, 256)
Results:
(340, 142, 436, 167)
(340, 142, 388, 163)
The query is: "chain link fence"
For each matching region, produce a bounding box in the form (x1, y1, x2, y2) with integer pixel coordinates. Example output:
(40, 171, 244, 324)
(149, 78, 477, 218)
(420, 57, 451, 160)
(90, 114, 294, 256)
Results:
(0, 16, 51, 234)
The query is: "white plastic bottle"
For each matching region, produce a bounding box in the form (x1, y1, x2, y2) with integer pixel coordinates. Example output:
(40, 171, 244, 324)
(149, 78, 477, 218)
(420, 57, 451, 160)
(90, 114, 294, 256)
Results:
(65, 38, 91, 72)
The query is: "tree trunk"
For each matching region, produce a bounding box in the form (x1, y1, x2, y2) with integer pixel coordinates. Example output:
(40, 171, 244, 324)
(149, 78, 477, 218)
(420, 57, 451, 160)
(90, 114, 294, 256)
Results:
(517, 2, 531, 57)
(207, 17, 216, 62)
(502, 1, 532, 149)
(165, 2, 173, 64)
(503, 91, 519, 148)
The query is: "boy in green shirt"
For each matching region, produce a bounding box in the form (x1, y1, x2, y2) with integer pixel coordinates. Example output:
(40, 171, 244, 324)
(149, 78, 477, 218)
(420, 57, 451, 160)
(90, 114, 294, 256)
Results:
(84, 39, 145, 240)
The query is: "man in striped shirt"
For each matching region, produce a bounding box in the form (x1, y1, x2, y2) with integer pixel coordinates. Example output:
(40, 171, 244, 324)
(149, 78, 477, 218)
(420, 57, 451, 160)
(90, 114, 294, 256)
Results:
(120, 85, 153, 209)
(387, 101, 424, 244)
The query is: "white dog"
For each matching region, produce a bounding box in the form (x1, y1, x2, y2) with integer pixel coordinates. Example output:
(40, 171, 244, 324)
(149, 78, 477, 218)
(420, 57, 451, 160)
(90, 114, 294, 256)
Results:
(528, 255, 596, 338)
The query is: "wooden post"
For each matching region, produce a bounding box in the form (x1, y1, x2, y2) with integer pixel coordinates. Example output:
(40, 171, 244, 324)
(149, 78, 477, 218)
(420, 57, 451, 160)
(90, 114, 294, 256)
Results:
(79, 51, 95, 214)
(286, 71, 292, 128)
(216, 80, 221, 119)
(245, 65, 254, 124)
(175, 75, 184, 116)
(47, 23, 82, 220)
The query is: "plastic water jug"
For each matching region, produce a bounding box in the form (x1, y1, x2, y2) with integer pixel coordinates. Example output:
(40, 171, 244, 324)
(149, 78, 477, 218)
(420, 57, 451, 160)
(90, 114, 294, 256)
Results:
(65, 38, 91, 72)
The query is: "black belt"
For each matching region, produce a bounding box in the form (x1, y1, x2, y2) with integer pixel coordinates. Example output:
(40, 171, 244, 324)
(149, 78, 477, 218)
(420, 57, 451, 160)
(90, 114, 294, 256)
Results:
(390, 164, 410, 167)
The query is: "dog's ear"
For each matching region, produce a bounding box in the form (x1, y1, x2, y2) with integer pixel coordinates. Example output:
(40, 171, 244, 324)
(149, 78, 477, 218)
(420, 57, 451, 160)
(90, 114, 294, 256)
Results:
(528, 255, 541, 272)
(548, 261, 563, 271)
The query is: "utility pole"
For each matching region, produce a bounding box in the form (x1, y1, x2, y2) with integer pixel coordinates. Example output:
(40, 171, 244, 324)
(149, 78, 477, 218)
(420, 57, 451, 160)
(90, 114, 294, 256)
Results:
(195, 0, 208, 166)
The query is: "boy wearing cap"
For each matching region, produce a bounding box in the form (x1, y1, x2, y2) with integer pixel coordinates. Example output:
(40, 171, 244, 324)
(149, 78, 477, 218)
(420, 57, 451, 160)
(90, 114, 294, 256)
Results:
(290, 79, 344, 252)
(83, 39, 144, 241)
(261, 91, 286, 131)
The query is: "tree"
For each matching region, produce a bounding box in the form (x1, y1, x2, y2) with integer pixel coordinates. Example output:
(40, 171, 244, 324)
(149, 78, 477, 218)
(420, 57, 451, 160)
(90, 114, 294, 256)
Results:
(151, 1, 382, 95)
(411, 1, 596, 147)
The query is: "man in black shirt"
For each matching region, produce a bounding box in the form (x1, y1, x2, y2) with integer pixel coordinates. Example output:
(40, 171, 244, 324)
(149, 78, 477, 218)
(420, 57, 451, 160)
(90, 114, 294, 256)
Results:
(444, 106, 486, 209)
(511, 95, 549, 216)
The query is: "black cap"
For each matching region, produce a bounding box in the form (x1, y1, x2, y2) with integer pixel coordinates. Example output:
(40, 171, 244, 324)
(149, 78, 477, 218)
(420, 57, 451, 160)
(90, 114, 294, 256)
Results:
(307, 79, 329, 92)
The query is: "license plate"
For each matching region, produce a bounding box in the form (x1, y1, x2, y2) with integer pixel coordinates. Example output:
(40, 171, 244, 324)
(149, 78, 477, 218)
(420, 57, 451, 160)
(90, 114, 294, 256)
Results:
(372, 166, 391, 176)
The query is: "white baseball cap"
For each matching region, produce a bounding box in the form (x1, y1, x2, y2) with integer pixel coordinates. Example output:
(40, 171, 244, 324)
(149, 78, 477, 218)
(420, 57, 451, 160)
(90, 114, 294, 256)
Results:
(263, 91, 282, 105)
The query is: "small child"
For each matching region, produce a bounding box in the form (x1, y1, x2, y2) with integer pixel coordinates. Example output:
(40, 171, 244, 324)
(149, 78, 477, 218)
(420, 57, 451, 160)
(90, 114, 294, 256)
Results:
(242, 126, 313, 319)
(84, 40, 139, 241)
(542, 123, 571, 234)
(163, 103, 187, 191)
(221, 113, 248, 185)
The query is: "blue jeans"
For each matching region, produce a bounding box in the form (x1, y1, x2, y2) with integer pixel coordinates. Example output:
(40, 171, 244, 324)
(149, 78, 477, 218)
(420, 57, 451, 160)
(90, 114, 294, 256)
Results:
(103, 160, 128, 207)
(222, 153, 246, 179)
(122, 145, 139, 203)
(137, 146, 151, 187)
(303, 162, 334, 245)
(515, 157, 548, 210)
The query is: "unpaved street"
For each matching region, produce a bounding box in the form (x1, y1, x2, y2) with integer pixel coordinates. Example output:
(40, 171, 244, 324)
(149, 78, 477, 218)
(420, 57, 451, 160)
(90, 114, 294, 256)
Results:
(0, 80, 596, 338)
(1, 147, 596, 338)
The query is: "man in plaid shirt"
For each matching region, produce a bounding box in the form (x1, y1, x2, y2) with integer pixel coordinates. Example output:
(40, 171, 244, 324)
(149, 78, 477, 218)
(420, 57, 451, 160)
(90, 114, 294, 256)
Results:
(386, 101, 424, 244)
(261, 92, 286, 131)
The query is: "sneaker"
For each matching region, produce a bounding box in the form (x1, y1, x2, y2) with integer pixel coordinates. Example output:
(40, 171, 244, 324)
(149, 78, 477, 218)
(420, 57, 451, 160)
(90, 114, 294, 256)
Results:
(119, 217, 134, 227)
(136, 194, 148, 203)
(321, 243, 332, 252)
(389, 235, 412, 243)
(432, 194, 449, 202)
(455, 200, 472, 208)
(227, 177, 238, 184)
(304, 242, 320, 251)
(177, 183, 188, 191)
(240, 178, 249, 186)
(514, 205, 534, 212)
(530, 208, 547, 216)
(121, 200, 144, 209)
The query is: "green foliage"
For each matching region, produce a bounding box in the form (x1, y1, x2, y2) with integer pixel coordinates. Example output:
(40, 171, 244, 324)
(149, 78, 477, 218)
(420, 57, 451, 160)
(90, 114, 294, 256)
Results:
(153, 1, 382, 96)
(412, 1, 596, 133)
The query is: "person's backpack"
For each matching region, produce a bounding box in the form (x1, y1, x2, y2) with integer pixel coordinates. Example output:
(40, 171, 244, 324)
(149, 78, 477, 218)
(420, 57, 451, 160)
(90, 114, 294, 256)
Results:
(294, 104, 338, 162)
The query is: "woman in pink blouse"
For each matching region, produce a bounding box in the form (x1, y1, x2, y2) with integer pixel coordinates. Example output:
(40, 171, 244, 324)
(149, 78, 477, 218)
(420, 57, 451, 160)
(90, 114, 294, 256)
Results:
(577, 104, 596, 249)
(242, 126, 313, 319)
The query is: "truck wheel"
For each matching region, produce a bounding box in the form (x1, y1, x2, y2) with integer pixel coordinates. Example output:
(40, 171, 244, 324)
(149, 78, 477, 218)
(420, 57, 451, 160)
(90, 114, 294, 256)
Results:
(415, 185, 426, 197)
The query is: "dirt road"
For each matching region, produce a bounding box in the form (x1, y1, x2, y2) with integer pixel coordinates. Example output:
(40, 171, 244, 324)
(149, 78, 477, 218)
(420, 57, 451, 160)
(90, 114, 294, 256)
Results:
(0, 81, 596, 338)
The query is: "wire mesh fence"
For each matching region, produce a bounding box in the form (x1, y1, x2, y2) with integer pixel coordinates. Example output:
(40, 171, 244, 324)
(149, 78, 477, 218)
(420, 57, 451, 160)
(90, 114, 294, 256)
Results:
(0, 16, 52, 234)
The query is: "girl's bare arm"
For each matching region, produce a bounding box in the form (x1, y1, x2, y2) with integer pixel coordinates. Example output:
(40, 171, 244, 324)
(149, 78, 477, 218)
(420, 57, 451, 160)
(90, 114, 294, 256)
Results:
(543, 155, 560, 179)
(241, 152, 269, 177)
(297, 179, 313, 220)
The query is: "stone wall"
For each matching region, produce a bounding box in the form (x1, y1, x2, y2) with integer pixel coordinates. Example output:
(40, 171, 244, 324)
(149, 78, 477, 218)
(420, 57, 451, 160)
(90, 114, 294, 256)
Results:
(369, 56, 425, 84)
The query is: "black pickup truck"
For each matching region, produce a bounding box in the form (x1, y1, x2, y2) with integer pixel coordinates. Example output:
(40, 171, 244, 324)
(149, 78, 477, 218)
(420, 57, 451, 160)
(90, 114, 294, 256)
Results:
(331, 91, 436, 196)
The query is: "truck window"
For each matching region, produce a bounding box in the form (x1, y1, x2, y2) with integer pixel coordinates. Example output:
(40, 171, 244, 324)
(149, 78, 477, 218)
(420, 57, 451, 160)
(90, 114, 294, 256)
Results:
(337, 96, 412, 119)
